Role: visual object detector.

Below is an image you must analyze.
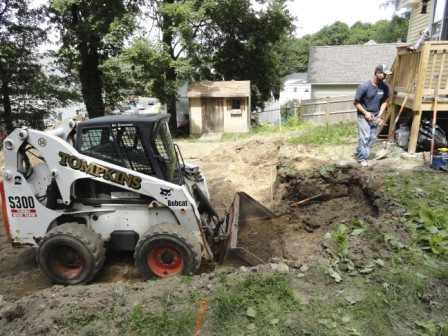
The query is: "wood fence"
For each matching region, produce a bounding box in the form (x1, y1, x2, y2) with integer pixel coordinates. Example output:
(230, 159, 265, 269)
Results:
(297, 95, 357, 124)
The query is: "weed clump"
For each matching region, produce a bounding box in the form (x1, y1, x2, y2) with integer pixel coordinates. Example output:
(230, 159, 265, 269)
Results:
(385, 172, 448, 256)
(210, 274, 300, 336)
(289, 122, 356, 145)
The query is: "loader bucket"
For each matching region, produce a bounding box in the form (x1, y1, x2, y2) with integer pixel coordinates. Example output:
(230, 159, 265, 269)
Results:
(217, 192, 275, 265)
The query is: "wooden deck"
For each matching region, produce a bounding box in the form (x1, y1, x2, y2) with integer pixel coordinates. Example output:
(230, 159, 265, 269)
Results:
(388, 41, 448, 153)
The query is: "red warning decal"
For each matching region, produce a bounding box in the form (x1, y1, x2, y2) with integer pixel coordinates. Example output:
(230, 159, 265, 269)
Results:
(11, 209, 37, 218)
(8, 196, 37, 217)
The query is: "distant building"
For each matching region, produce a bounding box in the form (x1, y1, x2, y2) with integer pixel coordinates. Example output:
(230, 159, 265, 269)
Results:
(308, 43, 401, 99)
(279, 73, 311, 104)
(187, 81, 251, 134)
(399, 0, 448, 43)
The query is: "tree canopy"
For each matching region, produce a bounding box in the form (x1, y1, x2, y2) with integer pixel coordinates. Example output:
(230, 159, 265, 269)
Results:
(0, 0, 75, 133)
(49, 0, 140, 118)
(280, 13, 409, 74)
(2, 0, 410, 133)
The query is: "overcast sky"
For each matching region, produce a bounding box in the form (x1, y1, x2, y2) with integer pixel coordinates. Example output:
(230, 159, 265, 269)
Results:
(286, 0, 397, 37)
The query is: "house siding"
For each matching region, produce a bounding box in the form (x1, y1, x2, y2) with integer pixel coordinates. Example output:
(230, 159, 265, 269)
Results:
(189, 98, 202, 135)
(189, 97, 250, 134)
(311, 84, 358, 99)
(407, 0, 434, 44)
(223, 97, 250, 133)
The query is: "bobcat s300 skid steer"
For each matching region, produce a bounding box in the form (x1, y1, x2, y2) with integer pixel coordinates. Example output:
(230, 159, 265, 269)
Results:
(0, 114, 272, 284)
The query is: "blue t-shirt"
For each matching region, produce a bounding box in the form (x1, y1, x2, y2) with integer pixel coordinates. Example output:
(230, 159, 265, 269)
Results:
(354, 80, 390, 115)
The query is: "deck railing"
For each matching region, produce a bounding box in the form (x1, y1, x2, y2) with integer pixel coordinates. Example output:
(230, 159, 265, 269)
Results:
(388, 41, 448, 152)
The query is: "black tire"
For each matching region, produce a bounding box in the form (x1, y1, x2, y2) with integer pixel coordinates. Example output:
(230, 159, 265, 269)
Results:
(134, 224, 201, 279)
(38, 223, 105, 285)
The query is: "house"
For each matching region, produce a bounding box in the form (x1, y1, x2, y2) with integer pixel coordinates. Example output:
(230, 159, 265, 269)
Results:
(187, 81, 251, 134)
(398, 0, 448, 43)
(279, 73, 311, 104)
(308, 43, 401, 99)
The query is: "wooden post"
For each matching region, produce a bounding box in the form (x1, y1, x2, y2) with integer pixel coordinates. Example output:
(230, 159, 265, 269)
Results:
(430, 52, 446, 162)
(409, 43, 432, 153)
(388, 104, 398, 140)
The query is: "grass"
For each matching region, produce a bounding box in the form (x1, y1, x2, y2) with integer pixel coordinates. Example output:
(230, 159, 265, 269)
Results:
(332, 224, 350, 256)
(128, 304, 195, 336)
(221, 117, 307, 141)
(184, 118, 357, 145)
(288, 121, 357, 145)
(210, 274, 300, 336)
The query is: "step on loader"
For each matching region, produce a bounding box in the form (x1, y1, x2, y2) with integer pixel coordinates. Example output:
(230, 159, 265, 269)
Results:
(0, 114, 273, 285)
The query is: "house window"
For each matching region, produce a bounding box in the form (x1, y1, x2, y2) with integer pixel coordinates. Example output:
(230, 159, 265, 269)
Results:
(294, 88, 298, 93)
(231, 99, 241, 110)
(422, 0, 430, 14)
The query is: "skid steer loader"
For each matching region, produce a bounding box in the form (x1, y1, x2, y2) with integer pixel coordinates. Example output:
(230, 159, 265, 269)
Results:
(0, 114, 273, 285)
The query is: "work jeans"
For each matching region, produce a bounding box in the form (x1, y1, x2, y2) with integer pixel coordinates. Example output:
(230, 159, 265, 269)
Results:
(355, 113, 379, 161)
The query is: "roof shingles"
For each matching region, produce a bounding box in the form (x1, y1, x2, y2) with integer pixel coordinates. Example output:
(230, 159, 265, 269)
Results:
(308, 43, 401, 85)
(187, 81, 250, 98)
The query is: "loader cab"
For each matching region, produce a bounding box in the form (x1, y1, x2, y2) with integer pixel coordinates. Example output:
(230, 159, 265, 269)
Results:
(75, 114, 183, 184)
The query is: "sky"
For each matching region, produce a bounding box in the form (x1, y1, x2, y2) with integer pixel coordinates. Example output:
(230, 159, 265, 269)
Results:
(31, 0, 399, 42)
(286, 0, 397, 37)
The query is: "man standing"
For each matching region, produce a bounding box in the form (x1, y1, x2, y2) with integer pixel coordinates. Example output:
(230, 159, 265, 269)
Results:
(354, 64, 391, 167)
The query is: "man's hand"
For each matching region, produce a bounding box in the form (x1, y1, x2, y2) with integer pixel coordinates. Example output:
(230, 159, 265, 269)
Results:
(376, 118, 385, 127)
(364, 112, 374, 121)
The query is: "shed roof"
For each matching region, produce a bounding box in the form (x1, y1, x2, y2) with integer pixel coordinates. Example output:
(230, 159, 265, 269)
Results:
(187, 81, 250, 98)
(308, 43, 401, 85)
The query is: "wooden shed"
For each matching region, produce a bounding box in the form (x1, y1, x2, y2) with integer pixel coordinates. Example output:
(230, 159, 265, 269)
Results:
(187, 81, 251, 134)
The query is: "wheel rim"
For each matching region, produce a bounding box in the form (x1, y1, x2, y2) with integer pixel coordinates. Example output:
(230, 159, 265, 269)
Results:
(147, 243, 184, 278)
(48, 245, 85, 280)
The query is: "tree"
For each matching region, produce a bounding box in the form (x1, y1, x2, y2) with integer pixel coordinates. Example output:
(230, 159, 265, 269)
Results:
(346, 21, 374, 44)
(195, 0, 294, 106)
(101, 38, 173, 108)
(0, 0, 63, 133)
(311, 21, 351, 46)
(143, 0, 209, 131)
(371, 14, 409, 43)
(49, 0, 140, 118)
(106, 0, 294, 129)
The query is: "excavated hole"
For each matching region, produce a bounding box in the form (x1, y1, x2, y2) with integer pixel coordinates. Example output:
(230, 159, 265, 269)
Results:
(235, 165, 383, 265)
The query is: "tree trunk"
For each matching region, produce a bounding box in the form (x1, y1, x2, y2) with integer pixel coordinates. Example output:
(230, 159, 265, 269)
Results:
(79, 42, 105, 119)
(1, 80, 13, 133)
(162, 0, 178, 133)
(166, 67, 177, 132)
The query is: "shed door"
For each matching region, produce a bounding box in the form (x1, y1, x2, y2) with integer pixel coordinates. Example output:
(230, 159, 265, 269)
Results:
(202, 98, 224, 132)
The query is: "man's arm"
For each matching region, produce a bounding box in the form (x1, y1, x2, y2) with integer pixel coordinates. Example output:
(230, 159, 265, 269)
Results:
(378, 101, 388, 118)
(377, 84, 390, 120)
(354, 83, 374, 121)
(355, 102, 374, 121)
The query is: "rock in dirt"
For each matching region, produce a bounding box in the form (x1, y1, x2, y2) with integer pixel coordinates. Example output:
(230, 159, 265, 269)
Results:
(246, 307, 257, 318)
(328, 268, 342, 283)
(247, 323, 257, 331)
(271, 263, 289, 274)
(1, 304, 25, 322)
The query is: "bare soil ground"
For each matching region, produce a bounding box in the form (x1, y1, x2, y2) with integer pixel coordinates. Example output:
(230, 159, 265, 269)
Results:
(1, 134, 443, 336)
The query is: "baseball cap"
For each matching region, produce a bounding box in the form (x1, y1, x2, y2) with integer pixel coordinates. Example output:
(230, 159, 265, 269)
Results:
(375, 64, 392, 75)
